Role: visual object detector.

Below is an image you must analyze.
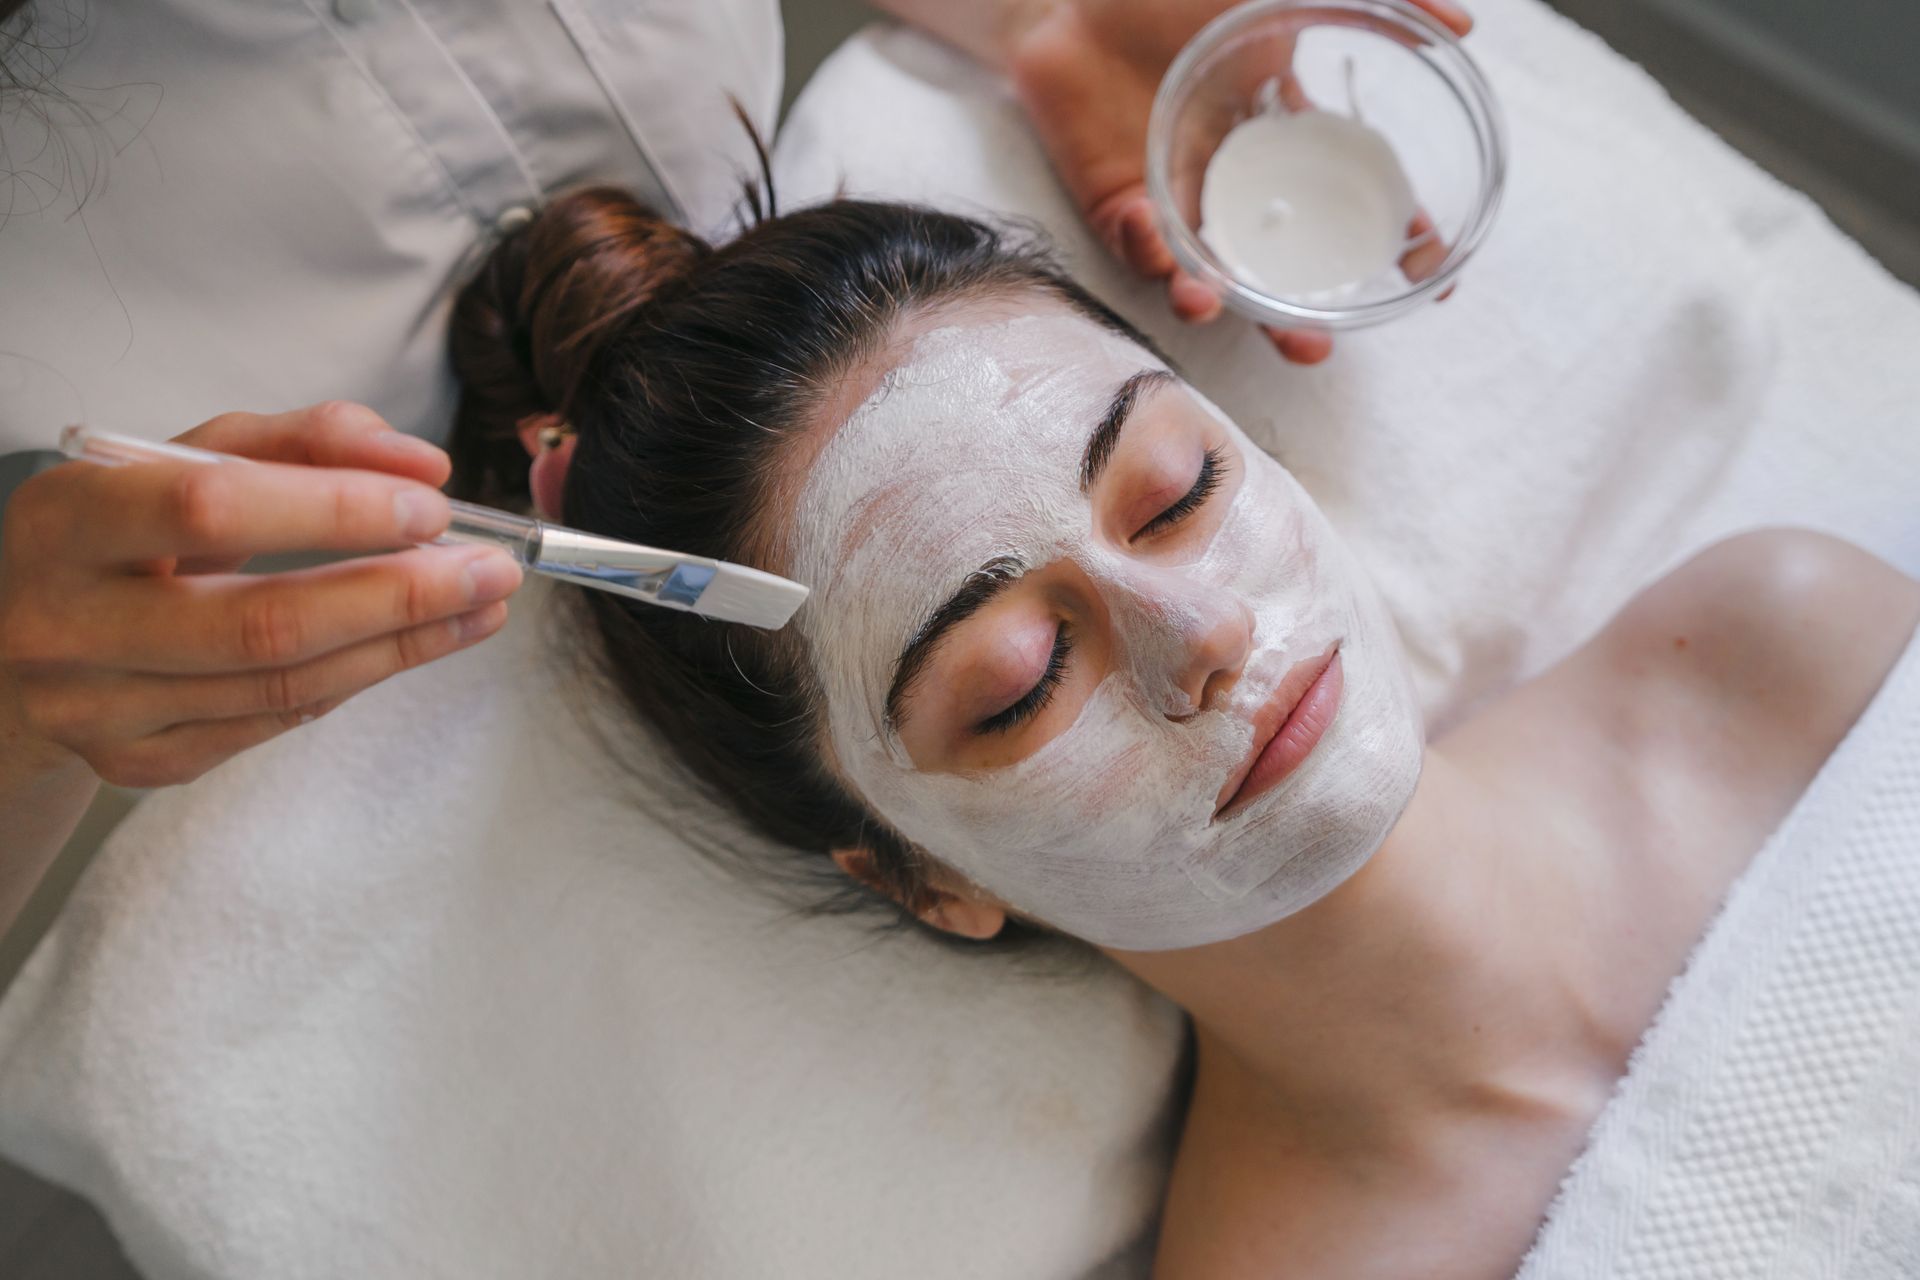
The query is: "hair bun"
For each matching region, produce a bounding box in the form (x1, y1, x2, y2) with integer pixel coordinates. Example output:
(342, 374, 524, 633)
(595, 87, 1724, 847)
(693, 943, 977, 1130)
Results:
(448, 186, 708, 503)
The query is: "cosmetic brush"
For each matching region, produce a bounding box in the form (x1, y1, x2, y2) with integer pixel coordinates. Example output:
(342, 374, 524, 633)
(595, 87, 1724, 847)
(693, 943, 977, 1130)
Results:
(58, 426, 810, 630)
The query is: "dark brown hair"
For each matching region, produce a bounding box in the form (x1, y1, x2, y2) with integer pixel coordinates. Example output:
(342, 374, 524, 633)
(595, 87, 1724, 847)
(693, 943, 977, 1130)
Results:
(448, 186, 1151, 940)
(1, 1, 68, 102)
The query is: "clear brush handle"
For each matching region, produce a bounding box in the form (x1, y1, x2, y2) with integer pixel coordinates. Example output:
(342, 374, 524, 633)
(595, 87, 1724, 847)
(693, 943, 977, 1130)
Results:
(55, 426, 808, 628)
(436, 501, 545, 566)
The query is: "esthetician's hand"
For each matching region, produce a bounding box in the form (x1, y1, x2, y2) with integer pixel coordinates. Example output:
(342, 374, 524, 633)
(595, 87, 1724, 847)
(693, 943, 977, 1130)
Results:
(1007, 0, 1472, 364)
(0, 402, 523, 790)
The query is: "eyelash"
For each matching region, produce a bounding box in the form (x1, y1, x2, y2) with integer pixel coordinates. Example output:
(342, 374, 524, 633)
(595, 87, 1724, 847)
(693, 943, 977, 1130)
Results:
(977, 622, 1073, 736)
(971, 447, 1227, 737)
(1135, 446, 1227, 539)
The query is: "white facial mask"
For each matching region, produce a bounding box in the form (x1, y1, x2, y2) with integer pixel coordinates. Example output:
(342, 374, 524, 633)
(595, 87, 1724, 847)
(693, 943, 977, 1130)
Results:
(791, 312, 1423, 951)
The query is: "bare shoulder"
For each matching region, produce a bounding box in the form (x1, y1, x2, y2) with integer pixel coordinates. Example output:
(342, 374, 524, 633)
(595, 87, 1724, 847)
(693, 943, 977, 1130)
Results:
(1594, 529, 1919, 758)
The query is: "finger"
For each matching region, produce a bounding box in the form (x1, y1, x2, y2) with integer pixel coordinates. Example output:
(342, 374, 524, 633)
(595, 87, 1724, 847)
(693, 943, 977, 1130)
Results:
(86, 544, 521, 674)
(1398, 210, 1452, 284)
(85, 704, 338, 790)
(1109, 195, 1177, 279)
(1279, 70, 1314, 114)
(1168, 270, 1223, 324)
(42, 601, 509, 744)
(1408, 0, 1473, 37)
(1317, 8, 1469, 51)
(179, 401, 450, 487)
(57, 453, 453, 564)
(173, 553, 253, 576)
(1265, 327, 1335, 364)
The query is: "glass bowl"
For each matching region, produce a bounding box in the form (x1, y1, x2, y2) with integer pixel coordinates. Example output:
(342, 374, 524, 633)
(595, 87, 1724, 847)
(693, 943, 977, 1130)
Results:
(1146, 0, 1507, 329)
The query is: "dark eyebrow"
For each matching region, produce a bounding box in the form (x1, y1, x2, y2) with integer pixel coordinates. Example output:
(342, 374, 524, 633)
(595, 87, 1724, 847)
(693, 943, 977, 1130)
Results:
(883, 370, 1173, 732)
(1080, 369, 1174, 493)
(884, 555, 1026, 731)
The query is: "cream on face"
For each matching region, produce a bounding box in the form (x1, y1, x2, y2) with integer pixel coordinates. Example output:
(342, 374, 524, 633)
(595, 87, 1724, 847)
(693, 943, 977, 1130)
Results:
(790, 311, 1423, 951)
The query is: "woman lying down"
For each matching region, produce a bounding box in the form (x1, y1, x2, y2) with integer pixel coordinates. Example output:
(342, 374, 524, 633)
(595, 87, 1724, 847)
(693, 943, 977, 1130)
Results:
(448, 188, 1920, 1280)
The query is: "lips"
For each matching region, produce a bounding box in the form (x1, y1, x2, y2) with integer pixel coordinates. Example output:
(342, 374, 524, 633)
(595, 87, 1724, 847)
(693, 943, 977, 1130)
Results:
(1213, 645, 1344, 820)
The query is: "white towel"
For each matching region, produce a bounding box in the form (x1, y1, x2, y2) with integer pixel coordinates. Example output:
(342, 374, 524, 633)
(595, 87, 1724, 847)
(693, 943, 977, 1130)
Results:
(1518, 628, 1920, 1278)
(3, 2, 1919, 1276)
(0, 581, 1185, 1280)
(771, 6, 1920, 725)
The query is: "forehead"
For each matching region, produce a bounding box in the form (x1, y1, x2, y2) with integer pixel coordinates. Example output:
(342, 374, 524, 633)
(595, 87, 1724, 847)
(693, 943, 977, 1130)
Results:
(795, 310, 1152, 576)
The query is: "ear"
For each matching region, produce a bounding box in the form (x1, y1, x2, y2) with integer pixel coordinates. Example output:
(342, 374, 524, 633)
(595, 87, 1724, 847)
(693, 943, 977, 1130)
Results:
(516, 413, 574, 520)
(831, 847, 1007, 941)
(515, 412, 564, 457)
(527, 434, 575, 520)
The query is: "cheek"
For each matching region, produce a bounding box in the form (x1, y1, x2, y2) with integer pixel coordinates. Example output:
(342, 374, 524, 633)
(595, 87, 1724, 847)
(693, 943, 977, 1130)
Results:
(889, 683, 1148, 829)
(907, 679, 1243, 848)
(1008, 716, 1158, 811)
(1203, 460, 1313, 595)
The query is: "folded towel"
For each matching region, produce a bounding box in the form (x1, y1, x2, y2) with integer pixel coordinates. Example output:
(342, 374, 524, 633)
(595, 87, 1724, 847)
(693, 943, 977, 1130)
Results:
(3, 2, 1919, 1277)
(1518, 628, 1920, 1278)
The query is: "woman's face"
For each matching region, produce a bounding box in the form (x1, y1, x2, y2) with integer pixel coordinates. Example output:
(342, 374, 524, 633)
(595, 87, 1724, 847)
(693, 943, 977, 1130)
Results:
(788, 304, 1423, 951)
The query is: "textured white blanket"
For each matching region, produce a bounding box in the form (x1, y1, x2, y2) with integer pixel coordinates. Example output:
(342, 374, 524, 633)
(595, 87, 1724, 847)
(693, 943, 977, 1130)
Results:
(1518, 629, 1920, 1278)
(1, 1, 1918, 1276)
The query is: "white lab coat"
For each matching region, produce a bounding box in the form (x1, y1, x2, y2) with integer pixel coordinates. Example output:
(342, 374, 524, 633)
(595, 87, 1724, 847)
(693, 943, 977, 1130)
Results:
(0, 0, 782, 453)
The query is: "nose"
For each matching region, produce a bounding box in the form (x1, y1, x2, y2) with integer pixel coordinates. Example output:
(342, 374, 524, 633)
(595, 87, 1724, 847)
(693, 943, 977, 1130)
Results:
(1183, 597, 1256, 714)
(1102, 565, 1254, 719)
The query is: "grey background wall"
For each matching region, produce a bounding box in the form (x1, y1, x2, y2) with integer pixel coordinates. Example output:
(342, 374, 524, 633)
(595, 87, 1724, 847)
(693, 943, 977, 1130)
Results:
(1548, 0, 1920, 283)
(782, 0, 875, 113)
(2, 0, 1916, 1274)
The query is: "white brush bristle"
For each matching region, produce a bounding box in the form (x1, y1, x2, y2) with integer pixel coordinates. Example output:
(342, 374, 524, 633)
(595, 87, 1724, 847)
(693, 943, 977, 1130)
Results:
(691, 561, 811, 629)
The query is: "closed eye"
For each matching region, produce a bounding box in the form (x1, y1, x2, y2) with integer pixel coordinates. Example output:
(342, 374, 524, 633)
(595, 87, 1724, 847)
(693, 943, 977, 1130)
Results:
(976, 622, 1073, 736)
(1135, 446, 1227, 540)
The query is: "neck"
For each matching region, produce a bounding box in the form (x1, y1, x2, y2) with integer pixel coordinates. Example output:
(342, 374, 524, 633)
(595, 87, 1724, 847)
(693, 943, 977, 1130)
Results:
(1108, 747, 1638, 1157)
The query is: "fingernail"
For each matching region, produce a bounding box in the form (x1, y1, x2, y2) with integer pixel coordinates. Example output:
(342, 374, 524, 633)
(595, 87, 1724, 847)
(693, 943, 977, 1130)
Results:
(461, 550, 522, 604)
(395, 488, 447, 541)
(452, 601, 508, 642)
